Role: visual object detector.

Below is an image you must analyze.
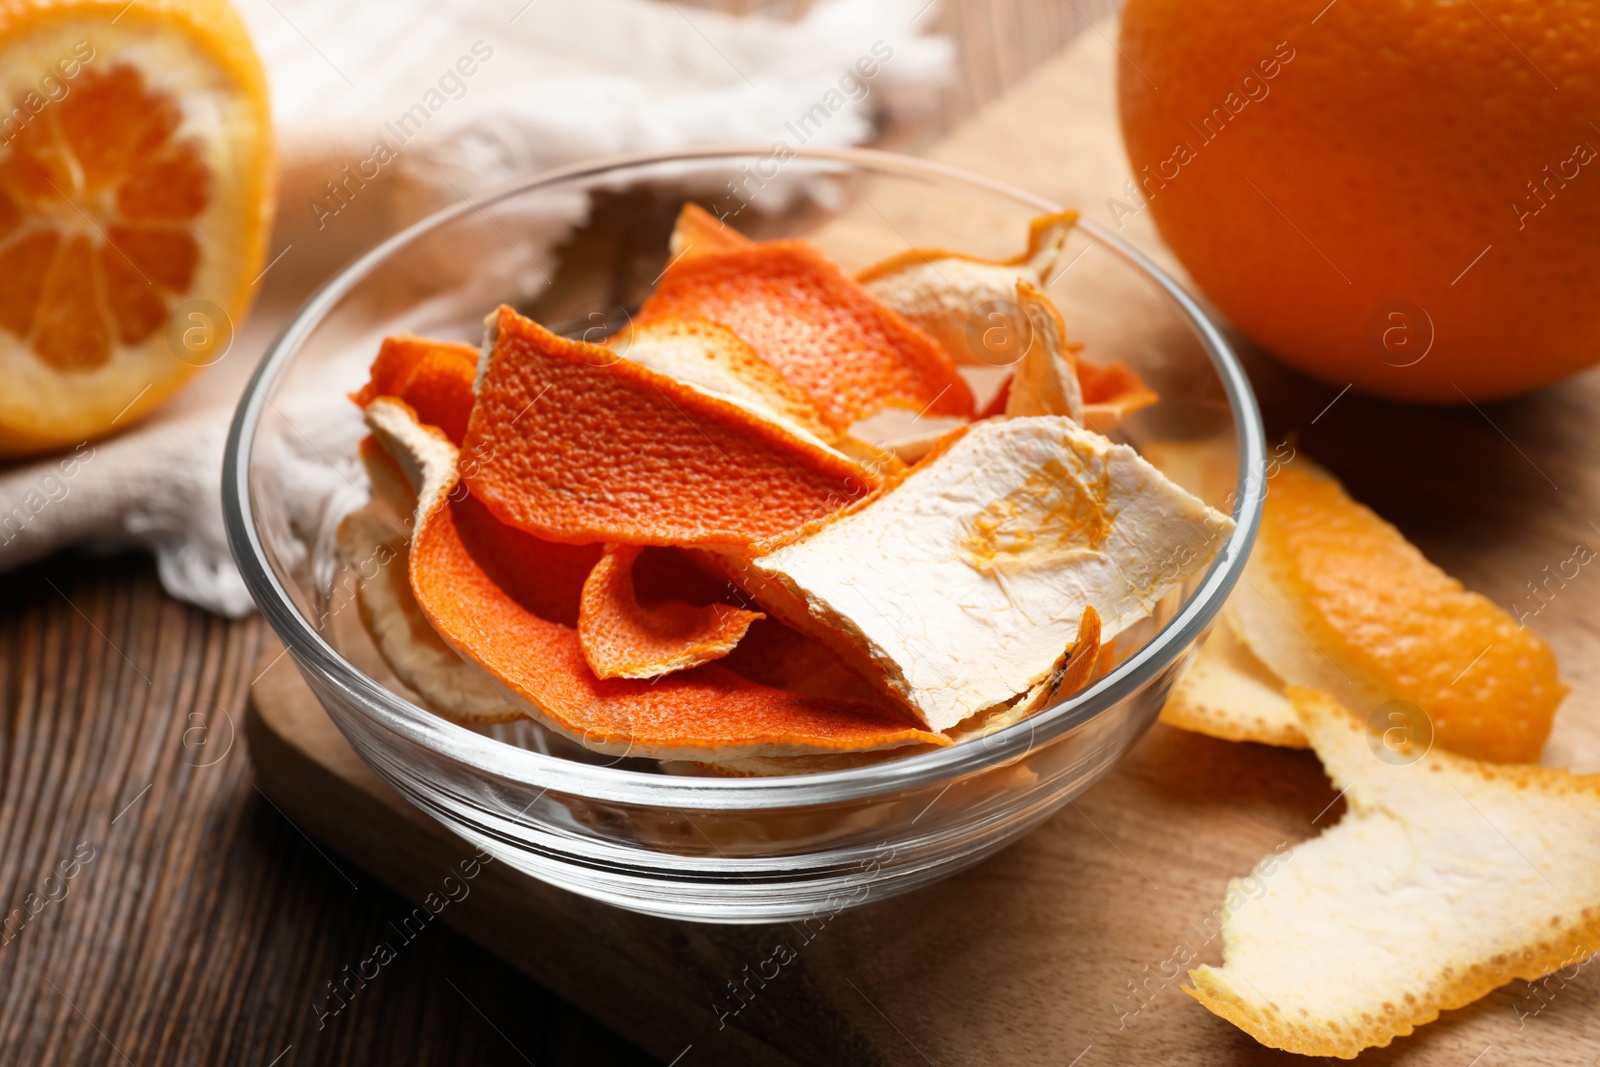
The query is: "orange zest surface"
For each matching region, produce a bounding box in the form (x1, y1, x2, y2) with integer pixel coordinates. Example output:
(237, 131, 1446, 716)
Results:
(1119, 0, 1600, 401)
(640, 240, 974, 430)
(668, 202, 751, 260)
(578, 544, 763, 679)
(409, 453, 944, 760)
(353, 334, 478, 444)
(1255, 462, 1565, 762)
(462, 305, 873, 546)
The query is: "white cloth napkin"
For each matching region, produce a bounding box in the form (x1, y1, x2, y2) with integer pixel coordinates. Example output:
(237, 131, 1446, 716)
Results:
(0, 0, 951, 616)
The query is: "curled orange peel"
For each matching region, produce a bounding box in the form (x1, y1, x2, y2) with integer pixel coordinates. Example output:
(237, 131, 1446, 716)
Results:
(640, 240, 974, 431)
(668, 202, 752, 260)
(578, 544, 764, 680)
(1077, 358, 1159, 436)
(359, 397, 944, 761)
(462, 304, 874, 547)
(352, 334, 479, 445)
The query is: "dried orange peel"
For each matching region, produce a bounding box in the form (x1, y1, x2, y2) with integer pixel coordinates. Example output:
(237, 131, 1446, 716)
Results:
(337, 437, 521, 724)
(857, 210, 1078, 366)
(640, 239, 974, 431)
(463, 304, 877, 547)
(1224, 458, 1565, 763)
(856, 212, 1156, 434)
(366, 396, 943, 762)
(748, 417, 1232, 731)
(1189, 688, 1600, 1058)
(351, 334, 479, 445)
(1005, 280, 1084, 423)
(0, 0, 275, 457)
(1077, 358, 1159, 436)
(578, 544, 763, 680)
(608, 313, 892, 470)
(331, 208, 1240, 770)
(667, 202, 751, 260)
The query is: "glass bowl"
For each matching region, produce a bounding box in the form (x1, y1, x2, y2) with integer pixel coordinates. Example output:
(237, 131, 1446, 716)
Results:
(224, 146, 1264, 923)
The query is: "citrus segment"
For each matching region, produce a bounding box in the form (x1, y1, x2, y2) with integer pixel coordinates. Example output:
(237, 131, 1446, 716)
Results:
(640, 240, 974, 430)
(578, 543, 763, 680)
(1232, 459, 1565, 763)
(361, 398, 943, 761)
(0, 0, 274, 456)
(463, 305, 872, 547)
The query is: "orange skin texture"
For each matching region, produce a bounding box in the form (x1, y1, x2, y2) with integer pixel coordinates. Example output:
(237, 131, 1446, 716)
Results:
(353, 332, 936, 755)
(353, 334, 479, 444)
(578, 544, 763, 679)
(1261, 463, 1565, 762)
(641, 241, 975, 429)
(1118, 0, 1600, 402)
(464, 305, 873, 547)
(411, 474, 943, 757)
(669, 202, 752, 259)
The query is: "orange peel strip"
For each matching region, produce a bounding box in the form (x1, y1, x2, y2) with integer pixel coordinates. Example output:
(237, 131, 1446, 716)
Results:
(668, 202, 752, 260)
(1005, 281, 1085, 423)
(1078, 358, 1159, 436)
(579, 544, 764, 680)
(353, 334, 479, 445)
(363, 398, 944, 761)
(1231, 457, 1566, 762)
(855, 211, 1078, 367)
(639, 240, 974, 431)
(463, 304, 873, 546)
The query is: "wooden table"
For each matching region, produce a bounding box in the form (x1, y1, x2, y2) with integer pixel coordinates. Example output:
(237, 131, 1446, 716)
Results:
(0, 2, 1119, 1063)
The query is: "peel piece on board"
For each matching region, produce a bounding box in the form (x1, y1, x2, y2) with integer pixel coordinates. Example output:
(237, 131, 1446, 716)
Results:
(1189, 688, 1600, 1058)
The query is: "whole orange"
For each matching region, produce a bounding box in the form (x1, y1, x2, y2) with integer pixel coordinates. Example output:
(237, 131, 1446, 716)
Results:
(1117, 0, 1600, 402)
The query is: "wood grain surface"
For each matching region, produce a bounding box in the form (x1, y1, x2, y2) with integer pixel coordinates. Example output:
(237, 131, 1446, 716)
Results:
(257, 19, 1600, 1067)
(0, 2, 1119, 1064)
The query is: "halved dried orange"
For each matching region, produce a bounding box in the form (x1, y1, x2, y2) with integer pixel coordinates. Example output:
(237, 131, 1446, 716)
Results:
(640, 240, 974, 431)
(578, 544, 763, 679)
(0, 0, 274, 457)
(361, 397, 943, 762)
(463, 305, 875, 547)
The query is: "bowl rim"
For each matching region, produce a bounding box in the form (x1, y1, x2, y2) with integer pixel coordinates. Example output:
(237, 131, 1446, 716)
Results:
(224, 143, 1265, 810)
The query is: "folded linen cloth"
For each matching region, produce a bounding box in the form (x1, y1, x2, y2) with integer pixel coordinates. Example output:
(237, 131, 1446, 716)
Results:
(0, 0, 951, 616)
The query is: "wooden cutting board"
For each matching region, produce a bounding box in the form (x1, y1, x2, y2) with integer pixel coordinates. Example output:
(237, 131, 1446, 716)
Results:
(248, 27, 1600, 1066)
